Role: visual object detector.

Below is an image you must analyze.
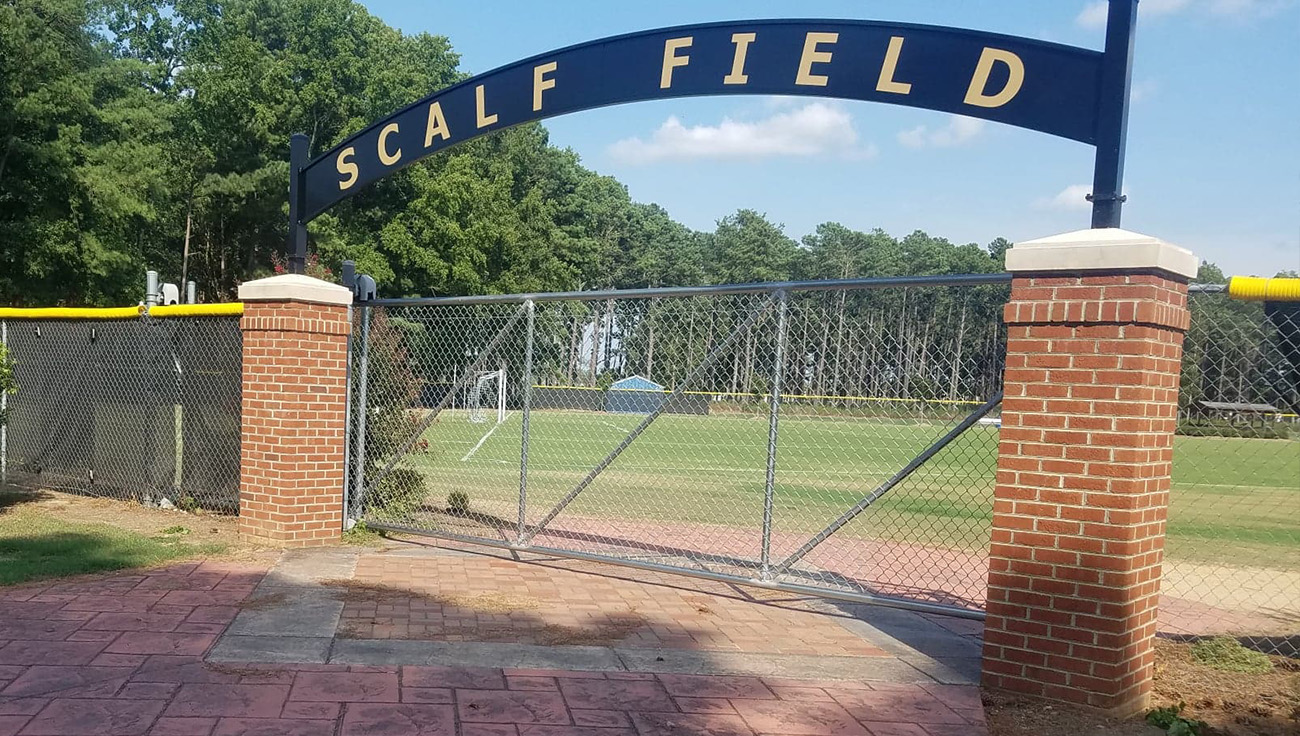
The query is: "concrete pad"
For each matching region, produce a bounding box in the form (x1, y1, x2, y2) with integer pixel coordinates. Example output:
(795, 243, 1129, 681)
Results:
(225, 594, 343, 638)
(330, 639, 625, 671)
(257, 549, 358, 587)
(207, 636, 332, 664)
(899, 654, 982, 685)
(328, 639, 440, 666)
(613, 648, 933, 683)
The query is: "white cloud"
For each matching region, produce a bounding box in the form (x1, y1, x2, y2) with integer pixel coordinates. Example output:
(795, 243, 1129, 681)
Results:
(1037, 184, 1094, 212)
(607, 103, 873, 164)
(1076, 0, 1290, 27)
(896, 116, 986, 149)
(1076, 2, 1110, 28)
(1130, 78, 1159, 103)
(1206, 0, 1295, 16)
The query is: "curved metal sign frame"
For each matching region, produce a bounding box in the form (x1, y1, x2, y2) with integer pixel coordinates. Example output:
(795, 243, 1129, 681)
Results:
(286, 4, 1137, 271)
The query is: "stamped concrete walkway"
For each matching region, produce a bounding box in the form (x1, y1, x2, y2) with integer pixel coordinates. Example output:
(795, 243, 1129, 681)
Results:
(0, 543, 989, 735)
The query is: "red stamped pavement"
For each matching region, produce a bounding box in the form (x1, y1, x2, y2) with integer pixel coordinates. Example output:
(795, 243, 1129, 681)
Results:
(0, 559, 989, 735)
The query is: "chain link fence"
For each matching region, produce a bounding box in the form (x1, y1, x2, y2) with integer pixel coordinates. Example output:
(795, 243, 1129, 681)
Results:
(1163, 287, 1300, 655)
(0, 314, 242, 513)
(348, 276, 1009, 617)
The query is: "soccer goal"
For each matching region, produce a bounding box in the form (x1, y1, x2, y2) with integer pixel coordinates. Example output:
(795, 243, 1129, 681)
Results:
(468, 369, 506, 424)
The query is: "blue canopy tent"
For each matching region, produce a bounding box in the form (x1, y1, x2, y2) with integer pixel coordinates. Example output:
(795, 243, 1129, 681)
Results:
(606, 375, 665, 415)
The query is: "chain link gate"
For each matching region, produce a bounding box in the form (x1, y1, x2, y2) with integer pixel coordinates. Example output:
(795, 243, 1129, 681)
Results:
(346, 275, 1010, 618)
(1, 314, 243, 513)
(1162, 285, 1300, 656)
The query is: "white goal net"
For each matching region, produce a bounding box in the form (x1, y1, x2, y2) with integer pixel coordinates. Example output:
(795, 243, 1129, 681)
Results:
(468, 369, 506, 424)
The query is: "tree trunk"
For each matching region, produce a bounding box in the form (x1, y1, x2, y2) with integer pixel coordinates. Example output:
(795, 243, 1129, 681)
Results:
(815, 304, 831, 394)
(949, 301, 968, 399)
(831, 289, 847, 395)
(181, 201, 193, 289)
(567, 314, 579, 384)
(0, 135, 15, 188)
(645, 317, 655, 379)
(588, 308, 603, 386)
(602, 298, 615, 375)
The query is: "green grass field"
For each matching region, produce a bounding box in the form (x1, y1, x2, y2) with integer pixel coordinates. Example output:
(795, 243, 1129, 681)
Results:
(390, 408, 1300, 570)
(0, 500, 226, 585)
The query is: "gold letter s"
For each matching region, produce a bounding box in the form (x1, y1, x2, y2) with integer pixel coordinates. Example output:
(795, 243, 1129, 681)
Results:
(336, 147, 358, 190)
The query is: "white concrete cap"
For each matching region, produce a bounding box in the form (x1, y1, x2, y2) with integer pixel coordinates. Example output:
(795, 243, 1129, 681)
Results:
(237, 273, 352, 305)
(1005, 228, 1199, 279)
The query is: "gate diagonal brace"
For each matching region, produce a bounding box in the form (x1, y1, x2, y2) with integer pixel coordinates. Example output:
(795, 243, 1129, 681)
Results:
(359, 302, 527, 505)
(520, 293, 781, 544)
(769, 390, 1005, 576)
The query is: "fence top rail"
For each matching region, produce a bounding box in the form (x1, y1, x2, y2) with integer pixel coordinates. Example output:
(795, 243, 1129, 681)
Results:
(363, 272, 1015, 307)
(0, 303, 243, 319)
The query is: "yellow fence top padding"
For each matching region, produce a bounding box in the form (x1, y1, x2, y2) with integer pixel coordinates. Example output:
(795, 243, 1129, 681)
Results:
(0, 306, 142, 319)
(0, 303, 244, 319)
(1228, 276, 1300, 302)
(149, 303, 244, 317)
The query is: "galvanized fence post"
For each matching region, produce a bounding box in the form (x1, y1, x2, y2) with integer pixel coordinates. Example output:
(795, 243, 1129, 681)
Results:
(517, 299, 536, 543)
(760, 290, 788, 579)
(341, 304, 355, 528)
(1, 319, 6, 490)
(350, 305, 372, 519)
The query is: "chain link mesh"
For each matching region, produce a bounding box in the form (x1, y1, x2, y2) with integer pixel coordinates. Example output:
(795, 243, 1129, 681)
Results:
(350, 281, 1008, 615)
(1164, 289, 1300, 655)
(1, 316, 242, 513)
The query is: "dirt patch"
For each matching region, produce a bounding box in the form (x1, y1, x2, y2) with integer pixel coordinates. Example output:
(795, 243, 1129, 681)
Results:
(984, 690, 1163, 736)
(986, 642, 1300, 736)
(533, 613, 647, 647)
(0, 490, 274, 565)
(320, 579, 413, 603)
(240, 591, 288, 611)
(320, 578, 544, 613)
(1152, 641, 1300, 735)
(449, 592, 543, 613)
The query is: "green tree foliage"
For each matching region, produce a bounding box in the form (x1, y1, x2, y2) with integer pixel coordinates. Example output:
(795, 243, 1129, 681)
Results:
(2, 0, 1023, 309)
(0, 340, 15, 425)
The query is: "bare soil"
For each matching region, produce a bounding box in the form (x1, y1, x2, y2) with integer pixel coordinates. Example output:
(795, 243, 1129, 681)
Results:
(987, 641, 1300, 736)
(2, 489, 275, 564)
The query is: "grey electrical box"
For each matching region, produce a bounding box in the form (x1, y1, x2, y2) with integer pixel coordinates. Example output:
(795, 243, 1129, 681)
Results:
(160, 283, 180, 306)
(355, 275, 377, 302)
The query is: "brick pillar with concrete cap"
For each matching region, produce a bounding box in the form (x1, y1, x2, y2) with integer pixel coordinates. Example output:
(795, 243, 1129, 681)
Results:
(982, 228, 1198, 715)
(237, 274, 352, 546)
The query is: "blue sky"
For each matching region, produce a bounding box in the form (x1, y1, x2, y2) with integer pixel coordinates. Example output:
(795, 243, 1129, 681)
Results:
(361, 0, 1299, 277)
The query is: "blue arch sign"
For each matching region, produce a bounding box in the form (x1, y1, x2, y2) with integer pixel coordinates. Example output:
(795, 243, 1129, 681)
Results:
(288, 3, 1138, 272)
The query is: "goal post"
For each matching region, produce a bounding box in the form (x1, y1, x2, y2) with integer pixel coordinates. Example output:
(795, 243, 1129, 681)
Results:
(468, 368, 506, 424)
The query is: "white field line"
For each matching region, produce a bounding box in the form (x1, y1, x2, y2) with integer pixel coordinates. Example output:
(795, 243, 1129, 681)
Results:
(600, 420, 630, 432)
(461, 414, 511, 462)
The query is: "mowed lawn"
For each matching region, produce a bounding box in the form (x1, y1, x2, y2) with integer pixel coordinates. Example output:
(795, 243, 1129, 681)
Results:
(394, 409, 1300, 570)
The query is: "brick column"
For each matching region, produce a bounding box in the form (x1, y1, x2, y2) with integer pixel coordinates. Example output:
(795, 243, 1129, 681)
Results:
(982, 229, 1198, 715)
(237, 274, 352, 546)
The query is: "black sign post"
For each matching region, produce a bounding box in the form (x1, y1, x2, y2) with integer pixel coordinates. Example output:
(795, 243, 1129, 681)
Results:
(1088, 0, 1138, 228)
(287, 133, 309, 274)
(285, 2, 1140, 273)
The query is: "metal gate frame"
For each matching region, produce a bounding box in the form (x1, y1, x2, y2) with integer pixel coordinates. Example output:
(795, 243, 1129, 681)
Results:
(347, 273, 1012, 620)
